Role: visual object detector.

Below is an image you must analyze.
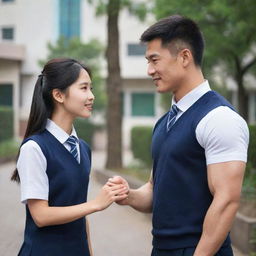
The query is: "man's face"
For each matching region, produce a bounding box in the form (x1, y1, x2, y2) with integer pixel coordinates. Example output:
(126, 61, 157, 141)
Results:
(145, 38, 184, 93)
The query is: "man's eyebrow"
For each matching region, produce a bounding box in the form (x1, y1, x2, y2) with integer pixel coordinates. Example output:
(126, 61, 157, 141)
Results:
(145, 54, 160, 60)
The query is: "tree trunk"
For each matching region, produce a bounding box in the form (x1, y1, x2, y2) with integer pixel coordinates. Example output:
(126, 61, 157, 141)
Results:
(105, 0, 123, 169)
(236, 73, 248, 121)
(233, 54, 248, 121)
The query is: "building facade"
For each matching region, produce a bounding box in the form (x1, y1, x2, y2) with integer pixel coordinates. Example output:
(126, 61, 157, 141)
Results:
(1, 0, 254, 150)
(0, 0, 161, 149)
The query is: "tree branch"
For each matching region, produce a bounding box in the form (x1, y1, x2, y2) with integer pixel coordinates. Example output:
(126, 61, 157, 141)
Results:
(242, 56, 256, 75)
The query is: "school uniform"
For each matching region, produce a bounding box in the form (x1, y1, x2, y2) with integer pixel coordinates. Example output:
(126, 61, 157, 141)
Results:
(17, 119, 91, 256)
(151, 81, 249, 256)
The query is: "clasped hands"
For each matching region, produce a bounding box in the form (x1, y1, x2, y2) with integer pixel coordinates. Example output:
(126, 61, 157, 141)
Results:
(107, 176, 130, 205)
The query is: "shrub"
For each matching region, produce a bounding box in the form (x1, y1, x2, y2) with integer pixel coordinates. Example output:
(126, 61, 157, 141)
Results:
(248, 125, 256, 169)
(0, 139, 19, 158)
(243, 125, 256, 199)
(245, 125, 256, 183)
(131, 126, 153, 167)
(0, 106, 13, 143)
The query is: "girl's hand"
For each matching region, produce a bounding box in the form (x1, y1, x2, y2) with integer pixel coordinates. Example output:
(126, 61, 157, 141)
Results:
(93, 184, 128, 211)
(107, 176, 130, 191)
(107, 176, 130, 205)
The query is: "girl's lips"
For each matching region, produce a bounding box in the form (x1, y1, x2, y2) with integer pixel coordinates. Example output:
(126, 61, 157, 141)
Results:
(85, 104, 93, 111)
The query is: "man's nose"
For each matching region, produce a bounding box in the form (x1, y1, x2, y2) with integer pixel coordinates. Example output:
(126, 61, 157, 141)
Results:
(147, 63, 156, 76)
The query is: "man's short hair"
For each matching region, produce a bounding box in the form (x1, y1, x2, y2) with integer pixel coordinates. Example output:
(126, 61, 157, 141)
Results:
(140, 15, 204, 66)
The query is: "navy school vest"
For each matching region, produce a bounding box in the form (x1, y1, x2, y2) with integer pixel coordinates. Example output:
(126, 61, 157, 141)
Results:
(18, 130, 91, 256)
(151, 91, 235, 250)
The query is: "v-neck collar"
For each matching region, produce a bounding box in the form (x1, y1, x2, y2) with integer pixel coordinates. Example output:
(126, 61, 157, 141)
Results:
(45, 130, 83, 167)
(172, 80, 211, 114)
(166, 90, 213, 133)
(46, 119, 78, 144)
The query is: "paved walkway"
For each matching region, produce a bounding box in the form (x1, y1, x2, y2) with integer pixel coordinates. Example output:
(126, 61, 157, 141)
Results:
(0, 161, 151, 256)
(0, 157, 246, 256)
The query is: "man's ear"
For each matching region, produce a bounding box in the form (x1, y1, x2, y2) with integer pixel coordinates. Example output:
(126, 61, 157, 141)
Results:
(179, 48, 193, 67)
(52, 89, 65, 103)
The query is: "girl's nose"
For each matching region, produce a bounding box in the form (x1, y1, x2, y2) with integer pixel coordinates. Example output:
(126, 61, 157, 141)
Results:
(89, 90, 95, 101)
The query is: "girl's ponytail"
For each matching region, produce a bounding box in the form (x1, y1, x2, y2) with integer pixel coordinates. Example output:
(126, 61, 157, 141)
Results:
(24, 74, 49, 138)
(11, 75, 49, 182)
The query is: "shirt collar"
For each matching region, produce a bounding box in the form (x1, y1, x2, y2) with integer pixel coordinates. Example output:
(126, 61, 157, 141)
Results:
(46, 119, 78, 144)
(172, 80, 211, 113)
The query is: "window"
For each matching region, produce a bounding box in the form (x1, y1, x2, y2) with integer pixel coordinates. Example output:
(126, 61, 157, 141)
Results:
(0, 84, 13, 106)
(127, 43, 146, 56)
(59, 0, 81, 39)
(131, 93, 155, 117)
(2, 27, 14, 40)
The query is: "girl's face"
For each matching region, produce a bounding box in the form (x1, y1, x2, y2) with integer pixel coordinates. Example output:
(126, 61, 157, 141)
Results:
(61, 68, 95, 119)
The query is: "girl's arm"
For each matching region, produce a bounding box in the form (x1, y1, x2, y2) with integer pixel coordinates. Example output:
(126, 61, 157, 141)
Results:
(28, 184, 128, 228)
(86, 218, 93, 256)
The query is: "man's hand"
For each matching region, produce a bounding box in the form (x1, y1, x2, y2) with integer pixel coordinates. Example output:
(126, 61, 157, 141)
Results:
(107, 176, 130, 205)
(107, 173, 153, 212)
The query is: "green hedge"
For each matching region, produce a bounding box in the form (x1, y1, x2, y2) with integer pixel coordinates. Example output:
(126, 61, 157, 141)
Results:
(131, 126, 153, 167)
(243, 125, 256, 194)
(74, 118, 98, 148)
(0, 106, 13, 143)
(0, 139, 19, 158)
(248, 125, 256, 169)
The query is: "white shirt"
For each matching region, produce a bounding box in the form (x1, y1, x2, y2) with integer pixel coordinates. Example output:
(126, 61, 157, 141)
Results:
(172, 80, 249, 165)
(17, 119, 80, 203)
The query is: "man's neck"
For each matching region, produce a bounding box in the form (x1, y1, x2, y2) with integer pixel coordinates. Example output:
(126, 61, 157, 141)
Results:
(174, 69, 205, 102)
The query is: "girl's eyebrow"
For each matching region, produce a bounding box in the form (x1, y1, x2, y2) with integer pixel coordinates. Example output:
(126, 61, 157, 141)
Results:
(79, 82, 92, 86)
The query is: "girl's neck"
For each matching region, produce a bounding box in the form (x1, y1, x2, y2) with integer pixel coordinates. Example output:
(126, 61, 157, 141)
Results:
(51, 111, 74, 135)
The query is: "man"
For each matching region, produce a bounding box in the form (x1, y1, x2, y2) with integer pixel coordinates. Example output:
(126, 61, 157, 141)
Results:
(109, 15, 249, 256)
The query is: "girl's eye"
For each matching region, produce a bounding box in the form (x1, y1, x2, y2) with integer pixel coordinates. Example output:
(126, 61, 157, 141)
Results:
(82, 86, 87, 90)
(90, 87, 93, 91)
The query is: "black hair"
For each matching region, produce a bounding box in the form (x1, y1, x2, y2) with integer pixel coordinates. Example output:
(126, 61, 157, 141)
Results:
(140, 15, 204, 66)
(11, 58, 91, 182)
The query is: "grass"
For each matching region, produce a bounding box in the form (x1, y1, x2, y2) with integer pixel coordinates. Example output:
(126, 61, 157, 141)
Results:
(0, 139, 19, 158)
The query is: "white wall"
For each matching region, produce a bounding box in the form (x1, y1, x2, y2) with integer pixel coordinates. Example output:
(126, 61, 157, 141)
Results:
(81, 1, 154, 79)
(0, 0, 58, 73)
(0, 0, 59, 118)
(119, 10, 154, 79)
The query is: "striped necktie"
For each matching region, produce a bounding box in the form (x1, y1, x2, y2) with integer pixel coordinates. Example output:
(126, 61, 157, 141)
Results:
(166, 104, 179, 131)
(66, 135, 78, 162)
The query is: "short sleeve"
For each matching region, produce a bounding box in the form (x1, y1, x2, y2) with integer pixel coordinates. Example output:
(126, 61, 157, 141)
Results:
(196, 106, 249, 165)
(17, 140, 49, 203)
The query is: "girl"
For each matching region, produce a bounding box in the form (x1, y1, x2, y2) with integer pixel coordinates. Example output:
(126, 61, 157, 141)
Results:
(11, 58, 128, 256)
